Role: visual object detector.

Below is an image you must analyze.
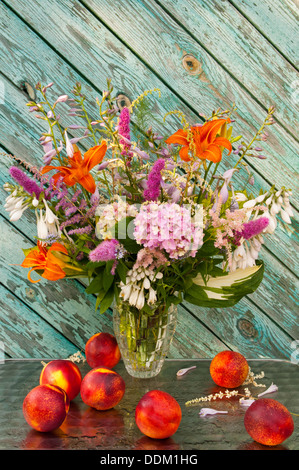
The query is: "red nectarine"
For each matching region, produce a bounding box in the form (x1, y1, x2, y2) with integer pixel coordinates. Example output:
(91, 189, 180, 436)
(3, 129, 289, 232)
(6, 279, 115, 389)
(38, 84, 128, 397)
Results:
(40, 359, 82, 400)
(210, 350, 249, 388)
(23, 384, 70, 432)
(80, 367, 125, 410)
(85, 332, 121, 369)
(135, 390, 182, 439)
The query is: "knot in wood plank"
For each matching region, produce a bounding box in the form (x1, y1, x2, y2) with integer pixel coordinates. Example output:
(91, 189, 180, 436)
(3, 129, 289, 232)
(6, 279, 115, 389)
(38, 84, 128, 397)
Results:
(237, 318, 258, 339)
(25, 287, 36, 300)
(182, 54, 202, 75)
(20, 81, 36, 101)
(116, 93, 131, 111)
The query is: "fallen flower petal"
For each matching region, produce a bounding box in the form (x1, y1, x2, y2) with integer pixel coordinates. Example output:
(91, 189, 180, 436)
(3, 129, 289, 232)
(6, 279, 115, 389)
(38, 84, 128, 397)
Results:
(199, 408, 228, 417)
(176, 365, 197, 377)
(239, 398, 255, 407)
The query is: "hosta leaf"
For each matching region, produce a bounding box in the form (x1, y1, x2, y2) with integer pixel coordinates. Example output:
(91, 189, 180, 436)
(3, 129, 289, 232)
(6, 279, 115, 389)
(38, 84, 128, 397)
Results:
(185, 261, 264, 308)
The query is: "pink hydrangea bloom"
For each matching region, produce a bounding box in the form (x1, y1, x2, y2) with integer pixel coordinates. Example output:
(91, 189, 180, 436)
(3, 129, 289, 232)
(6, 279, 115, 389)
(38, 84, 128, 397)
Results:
(134, 202, 203, 259)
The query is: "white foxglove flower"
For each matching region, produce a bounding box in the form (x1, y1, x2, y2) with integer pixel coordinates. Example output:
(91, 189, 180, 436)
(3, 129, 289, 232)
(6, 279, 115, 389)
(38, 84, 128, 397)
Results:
(243, 199, 256, 209)
(148, 287, 157, 305)
(5, 194, 29, 221)
(143, 277, 151, 290)
(36, 209, 48, 240)
(36, 202, 61, 241)
(3, 183, 11, 192)
(43, 199, 57, 225)
(235, 192, 248, 202)
(283, 204, 294, 218)
(129, 287, 140, 307)
(257, 383, 278, 397)
(136, 289, 145, 310)
(120, 282, 133, 302)
(255, 193, 268, 203)
(280, 208, 292, 224)
(270, 202, 280, 215)
(199, 408, 228, 417)
(262, 211, 276, 234)
(32, 197, 39, 207)
(9, 206, 29, 222)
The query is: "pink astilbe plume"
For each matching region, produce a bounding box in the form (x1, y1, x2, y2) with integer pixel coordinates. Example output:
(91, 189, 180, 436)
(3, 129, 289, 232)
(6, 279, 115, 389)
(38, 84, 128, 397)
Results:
(133, 247, 169, 270)
(89, 239, 120, 262)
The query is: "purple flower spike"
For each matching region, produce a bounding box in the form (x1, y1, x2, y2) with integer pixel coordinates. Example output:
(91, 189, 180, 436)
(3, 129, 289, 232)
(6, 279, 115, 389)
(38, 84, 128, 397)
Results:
(143, 158, 165, 201)
(9, 166, 45, 199)
(235, 217, 269, 243)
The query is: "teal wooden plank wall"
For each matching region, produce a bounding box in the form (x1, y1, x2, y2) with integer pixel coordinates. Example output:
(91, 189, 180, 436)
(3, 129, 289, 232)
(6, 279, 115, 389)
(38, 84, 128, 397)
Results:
(0, 0, 298, 361)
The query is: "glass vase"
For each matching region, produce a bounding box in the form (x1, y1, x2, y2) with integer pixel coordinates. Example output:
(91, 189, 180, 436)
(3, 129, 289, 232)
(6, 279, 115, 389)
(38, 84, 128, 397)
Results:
(113, 301, 178, 378)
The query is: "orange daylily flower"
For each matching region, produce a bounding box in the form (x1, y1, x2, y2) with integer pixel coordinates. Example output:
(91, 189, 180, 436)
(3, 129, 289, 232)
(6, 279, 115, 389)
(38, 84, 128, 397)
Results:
(165, 119, 232, 163)
(41, 141, 107, 193)
(21, 242, 69, 283)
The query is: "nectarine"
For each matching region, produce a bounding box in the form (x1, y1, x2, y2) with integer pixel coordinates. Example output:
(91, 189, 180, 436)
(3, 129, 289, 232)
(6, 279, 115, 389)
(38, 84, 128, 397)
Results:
(85, 332, 121, 369)
(23, 384, 70, 432)
(210, 350, 249, 388)
(40, 359, 82, 400)
(244, 398, 294, 446)
(135, 390, 182, 439)
(80, 367, 125, 410)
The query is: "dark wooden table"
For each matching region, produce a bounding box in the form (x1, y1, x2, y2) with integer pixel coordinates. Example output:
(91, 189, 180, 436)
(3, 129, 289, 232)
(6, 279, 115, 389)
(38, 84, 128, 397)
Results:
(0, 359, 298, 450)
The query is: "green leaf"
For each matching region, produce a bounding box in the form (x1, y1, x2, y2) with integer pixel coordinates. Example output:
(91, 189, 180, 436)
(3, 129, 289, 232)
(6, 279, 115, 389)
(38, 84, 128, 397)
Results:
(94, 289, 107, 311)
(186, 261, 264, 308)
(22, 247, 37, 256)
(85, 274, 103, 294)
(116, 260, 129, 284)
(123, 185, 140, 195)
(196, 239, 219, 257)
(85, 261, 106, 270)
(103, 262, 115, 291)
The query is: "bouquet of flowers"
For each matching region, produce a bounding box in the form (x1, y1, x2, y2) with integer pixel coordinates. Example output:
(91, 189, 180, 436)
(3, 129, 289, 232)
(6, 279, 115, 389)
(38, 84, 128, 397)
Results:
(3, 79, 294, 377)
